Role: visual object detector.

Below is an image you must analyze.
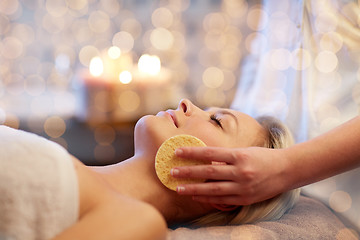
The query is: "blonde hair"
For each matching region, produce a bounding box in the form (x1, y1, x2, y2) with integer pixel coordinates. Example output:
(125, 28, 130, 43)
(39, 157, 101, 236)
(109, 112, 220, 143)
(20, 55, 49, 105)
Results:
(191, 116, 301, 227)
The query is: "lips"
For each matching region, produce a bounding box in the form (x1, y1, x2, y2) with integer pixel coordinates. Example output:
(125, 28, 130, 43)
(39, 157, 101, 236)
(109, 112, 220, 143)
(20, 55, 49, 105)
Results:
(166, 110, 178, 128)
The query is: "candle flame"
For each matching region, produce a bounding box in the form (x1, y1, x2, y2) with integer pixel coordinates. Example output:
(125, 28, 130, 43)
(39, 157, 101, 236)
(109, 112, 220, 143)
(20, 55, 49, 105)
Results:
(89, 57, 104, 77)
(138, 54, 161, 75)
(119, 70, 132, 84)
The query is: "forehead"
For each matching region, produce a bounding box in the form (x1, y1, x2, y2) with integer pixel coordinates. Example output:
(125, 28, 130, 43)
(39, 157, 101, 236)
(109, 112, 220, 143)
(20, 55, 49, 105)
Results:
(208, 107, 266, 147)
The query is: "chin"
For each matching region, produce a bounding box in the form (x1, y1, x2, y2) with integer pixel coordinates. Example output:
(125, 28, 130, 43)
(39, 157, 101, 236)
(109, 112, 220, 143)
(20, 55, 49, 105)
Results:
(134, 115, 173, 156)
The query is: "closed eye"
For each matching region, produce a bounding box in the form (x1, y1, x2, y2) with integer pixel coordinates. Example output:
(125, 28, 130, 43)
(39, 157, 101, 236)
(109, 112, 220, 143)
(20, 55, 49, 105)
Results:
(210, 114, 223, 129)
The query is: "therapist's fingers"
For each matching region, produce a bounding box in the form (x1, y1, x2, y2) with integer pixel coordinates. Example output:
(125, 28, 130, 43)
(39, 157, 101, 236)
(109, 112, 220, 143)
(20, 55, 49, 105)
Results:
(175, 146, 239, 165)
(171, 164, 236, 181)
(176, 182, 254, 206)
(191, 195, 246, 206)
(176, 181, 240, 197)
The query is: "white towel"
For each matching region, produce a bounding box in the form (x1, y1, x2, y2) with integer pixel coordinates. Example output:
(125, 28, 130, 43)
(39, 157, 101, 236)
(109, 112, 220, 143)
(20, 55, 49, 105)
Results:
(0, 126, 79, 240)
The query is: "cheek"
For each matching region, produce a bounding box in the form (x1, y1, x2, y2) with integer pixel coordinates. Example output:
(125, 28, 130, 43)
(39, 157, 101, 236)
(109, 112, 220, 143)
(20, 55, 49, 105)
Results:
(182, 125, 228, 147)
(134, 116, 174, 151)
(201, 133, 228, 147)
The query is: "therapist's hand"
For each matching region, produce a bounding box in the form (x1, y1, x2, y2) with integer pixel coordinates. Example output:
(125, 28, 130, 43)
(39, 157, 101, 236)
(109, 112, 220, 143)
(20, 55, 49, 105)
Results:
(171, 146, 292, 206)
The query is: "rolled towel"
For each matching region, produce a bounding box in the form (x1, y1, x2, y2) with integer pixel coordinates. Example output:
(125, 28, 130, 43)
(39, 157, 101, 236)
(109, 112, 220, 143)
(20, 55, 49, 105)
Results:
(0, 126, 79, 240)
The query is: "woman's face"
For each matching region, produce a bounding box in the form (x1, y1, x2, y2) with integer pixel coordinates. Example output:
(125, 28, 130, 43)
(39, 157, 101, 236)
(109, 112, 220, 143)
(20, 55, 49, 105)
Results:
(134, 99, 266, 155)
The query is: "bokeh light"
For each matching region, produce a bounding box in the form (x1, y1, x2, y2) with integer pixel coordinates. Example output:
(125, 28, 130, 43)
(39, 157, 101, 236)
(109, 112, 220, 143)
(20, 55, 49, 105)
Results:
(1, 0, 250, 125)
(46, 0, 68, 17)
(119, 71, 132, 84)
(44, 116, 66, 138)
(315, 51, 338, 73)
(320, 32, 343, 53)
(79, 45, 100, 67)
(118, 90, 140, 112)
(89, 57, 104, 77)
(329, 191, 352, 213)
(291, 48, 312, 70)
(315, 12, 338, 33)
(66, 0, 88, 11)
(1, 37, 23, 59)
(247, 6, 268, 31)
(245, 32, 267, 54)
(94, 125, 116, 146)
(150, 27, 174, 50)
(121, 18, 142, 39)
(203, 13, 228, 32)
(42, 14, 65, 34)
(107, 46, 121, 59)
(25, 75, 46, 96)
(152, 7, 174, 28)
(112, 31, 134, 53)
(138, 54, 161, 75)
(88, 11, 110, 33)
(0, 0, 20, 15)
(270, 48, 292, 71)
(202, 67, 224, 89)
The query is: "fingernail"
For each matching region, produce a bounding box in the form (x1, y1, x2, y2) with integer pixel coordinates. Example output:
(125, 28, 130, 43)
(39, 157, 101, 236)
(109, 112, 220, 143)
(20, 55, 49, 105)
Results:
(175, 148, 183, 155)
(177, 186, 185, 193)
(171, 168, 180, 176)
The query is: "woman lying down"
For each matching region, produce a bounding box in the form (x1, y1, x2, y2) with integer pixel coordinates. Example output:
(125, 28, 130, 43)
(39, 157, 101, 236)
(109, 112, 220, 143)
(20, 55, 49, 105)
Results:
(0, 99, 300, 240)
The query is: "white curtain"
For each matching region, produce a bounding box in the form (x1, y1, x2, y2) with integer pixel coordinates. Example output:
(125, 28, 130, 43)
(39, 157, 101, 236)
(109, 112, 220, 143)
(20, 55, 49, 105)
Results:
(231, 0, 360, 233)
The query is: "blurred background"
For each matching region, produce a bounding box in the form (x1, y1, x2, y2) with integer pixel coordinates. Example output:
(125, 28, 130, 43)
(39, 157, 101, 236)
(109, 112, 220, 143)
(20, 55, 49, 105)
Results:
(0, 0, 257, 165)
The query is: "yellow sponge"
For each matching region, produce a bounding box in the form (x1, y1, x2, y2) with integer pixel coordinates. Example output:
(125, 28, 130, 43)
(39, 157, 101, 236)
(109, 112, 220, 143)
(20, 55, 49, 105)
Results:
(155, 134, 208, 191)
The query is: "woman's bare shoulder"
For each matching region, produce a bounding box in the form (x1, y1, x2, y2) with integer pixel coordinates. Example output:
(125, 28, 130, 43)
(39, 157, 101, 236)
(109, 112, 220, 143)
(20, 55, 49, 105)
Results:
(53, 156, 167, 240)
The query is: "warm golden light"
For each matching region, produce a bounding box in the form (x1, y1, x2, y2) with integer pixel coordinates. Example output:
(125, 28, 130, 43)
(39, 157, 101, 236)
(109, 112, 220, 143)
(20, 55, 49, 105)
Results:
(89, 57, 103, 77)
(137, 54, 161, 75)
(107, 46, 121, 59)
(119, 70, 132, 84)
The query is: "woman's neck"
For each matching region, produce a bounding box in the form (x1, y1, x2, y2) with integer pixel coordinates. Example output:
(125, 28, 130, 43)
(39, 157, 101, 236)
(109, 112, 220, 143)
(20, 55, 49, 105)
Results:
(90, 153, 213, 225)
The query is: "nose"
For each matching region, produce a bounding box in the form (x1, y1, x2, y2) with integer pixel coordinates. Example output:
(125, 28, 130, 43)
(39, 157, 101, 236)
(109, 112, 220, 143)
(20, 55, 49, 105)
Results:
(177, 99, 194, 116)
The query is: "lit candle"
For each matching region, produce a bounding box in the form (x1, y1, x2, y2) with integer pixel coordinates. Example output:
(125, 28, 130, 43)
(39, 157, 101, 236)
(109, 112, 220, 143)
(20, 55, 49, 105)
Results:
(75, 50, 175, 123)
(133, 54, 170, 85)
(89, 57, 104, 77)
(138, 54, 161, 75)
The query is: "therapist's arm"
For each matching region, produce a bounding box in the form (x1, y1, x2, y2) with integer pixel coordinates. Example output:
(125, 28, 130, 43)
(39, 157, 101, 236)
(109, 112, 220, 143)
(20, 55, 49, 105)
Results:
(283, 115, 360, 189)
(172, 116, 360, 205)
